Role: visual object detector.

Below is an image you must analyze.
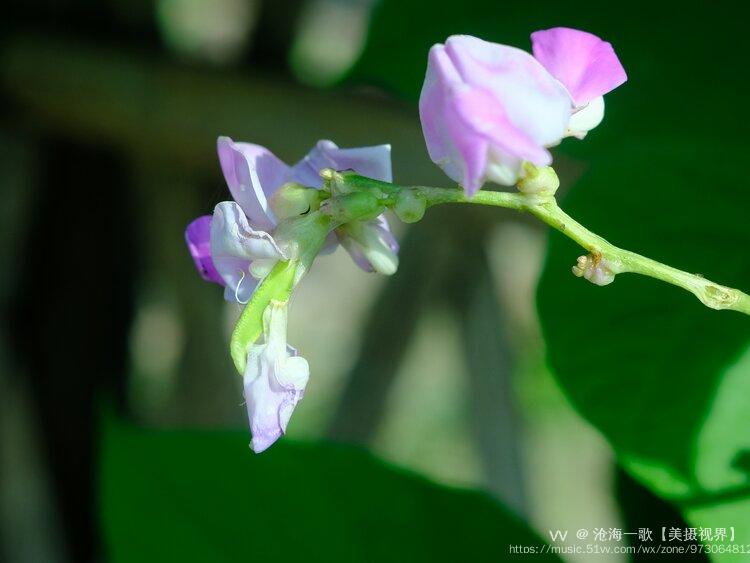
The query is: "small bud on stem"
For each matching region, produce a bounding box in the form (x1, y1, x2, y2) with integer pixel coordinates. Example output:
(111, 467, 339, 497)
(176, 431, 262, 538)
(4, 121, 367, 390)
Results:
(270, 183, 322, 220)
(393, 190, 426, 223)
(517, 163, 560, 197)
(572, 253, 616, 286)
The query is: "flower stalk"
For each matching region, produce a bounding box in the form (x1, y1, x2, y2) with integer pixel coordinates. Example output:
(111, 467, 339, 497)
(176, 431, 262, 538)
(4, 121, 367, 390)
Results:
(335, 173, 750, 316)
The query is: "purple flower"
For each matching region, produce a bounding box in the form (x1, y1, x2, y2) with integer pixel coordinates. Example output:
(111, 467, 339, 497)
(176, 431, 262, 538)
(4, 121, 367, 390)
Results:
(419, 30, 626, 193)
(185, 137, 400, 300)
(244, 301, 309, 453)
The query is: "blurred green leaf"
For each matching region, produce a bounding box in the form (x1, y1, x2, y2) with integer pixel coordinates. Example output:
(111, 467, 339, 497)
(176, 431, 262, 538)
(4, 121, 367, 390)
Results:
(537, 142, 750, 505)
(100, 412, 558, 562)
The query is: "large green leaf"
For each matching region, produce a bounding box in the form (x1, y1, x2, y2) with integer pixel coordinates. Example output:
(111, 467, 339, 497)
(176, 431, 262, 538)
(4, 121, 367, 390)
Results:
(537, 142, 750, 513)
(100, 413, 558, 562)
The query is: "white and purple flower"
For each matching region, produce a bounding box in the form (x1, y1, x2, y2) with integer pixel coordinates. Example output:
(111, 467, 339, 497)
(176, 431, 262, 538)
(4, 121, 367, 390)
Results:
(184, 137, 400, 452)
(185, 136, 399, 303)
(419, 28, 627, 194)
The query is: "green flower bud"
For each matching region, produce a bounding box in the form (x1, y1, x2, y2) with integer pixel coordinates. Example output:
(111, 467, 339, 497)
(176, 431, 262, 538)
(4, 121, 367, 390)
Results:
(322, 191, 383, 223)
(270, 183, 321, 220)
(393, 190, 426, 223)
(517, 162, 559, 196)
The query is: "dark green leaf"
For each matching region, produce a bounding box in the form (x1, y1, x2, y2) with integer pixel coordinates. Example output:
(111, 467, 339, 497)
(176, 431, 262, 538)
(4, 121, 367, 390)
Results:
(537, 141, 750, 507)
(100, 412, 558, 562)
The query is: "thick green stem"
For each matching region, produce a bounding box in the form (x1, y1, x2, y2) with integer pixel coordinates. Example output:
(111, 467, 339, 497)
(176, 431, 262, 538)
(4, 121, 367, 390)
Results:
(397, 184, 750, 315)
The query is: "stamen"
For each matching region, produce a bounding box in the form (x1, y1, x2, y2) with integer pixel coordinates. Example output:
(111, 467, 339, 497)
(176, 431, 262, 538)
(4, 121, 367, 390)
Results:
(235, 270, 250, 304)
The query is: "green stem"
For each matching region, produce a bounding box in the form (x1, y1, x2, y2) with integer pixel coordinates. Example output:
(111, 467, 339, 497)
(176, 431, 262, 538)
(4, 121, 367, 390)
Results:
(404, 185, 750, 315)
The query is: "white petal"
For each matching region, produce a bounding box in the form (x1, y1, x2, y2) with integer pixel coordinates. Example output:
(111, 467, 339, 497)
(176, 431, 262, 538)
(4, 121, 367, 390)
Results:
(484, 147, 524, 186)
(242, 302, 309, 453)
(566, 96, 605, 139)
(211, 202, 285, 303)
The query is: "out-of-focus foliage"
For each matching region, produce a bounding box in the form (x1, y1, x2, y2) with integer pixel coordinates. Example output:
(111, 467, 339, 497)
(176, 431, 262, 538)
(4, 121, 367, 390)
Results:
(100, 410, 558, 562)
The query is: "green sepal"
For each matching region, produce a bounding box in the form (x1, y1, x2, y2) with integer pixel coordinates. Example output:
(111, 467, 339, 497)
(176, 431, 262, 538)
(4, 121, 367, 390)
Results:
(229, 260, 298, 374)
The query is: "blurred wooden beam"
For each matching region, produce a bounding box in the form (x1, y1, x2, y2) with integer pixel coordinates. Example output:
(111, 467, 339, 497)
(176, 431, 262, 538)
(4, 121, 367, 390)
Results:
(1, 34, 445, 184)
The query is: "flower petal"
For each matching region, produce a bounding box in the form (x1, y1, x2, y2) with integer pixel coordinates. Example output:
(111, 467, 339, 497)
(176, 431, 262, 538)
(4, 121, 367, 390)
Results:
(243, 303, 308, 453)
(339, 234, 375, 272)
(210, 201, 285, 302)
(338, 215, 399, 275)
(445, 36, 571, 147)
(531, 27, 627, 108)
(217, 136, 291, 231)
(567, 96, 605, 139)
(419, 45, 471, 186)
(185, 215, 224, 285)
(419, 36, 570, 192)
(291, 140, 393, 187)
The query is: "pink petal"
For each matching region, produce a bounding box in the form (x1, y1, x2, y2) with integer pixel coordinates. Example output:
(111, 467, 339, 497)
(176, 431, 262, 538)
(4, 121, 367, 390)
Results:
(531, 27, 627, 108)
(444, 36, 571, 147)
(419, 37, 569, 193)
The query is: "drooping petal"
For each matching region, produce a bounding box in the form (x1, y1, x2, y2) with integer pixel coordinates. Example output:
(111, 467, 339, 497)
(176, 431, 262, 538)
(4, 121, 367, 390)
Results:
(531, 27, 627, 108)
(291, 140, 393, 188)
(338, 235, 374, 272)
(185, 215, 224, 285)
(217, 136, 292, 231)
(338, 216, 399, 275)
(243, 302, 309, 453)
(210, 201, 285, 303)
(419, 36, 571, 192)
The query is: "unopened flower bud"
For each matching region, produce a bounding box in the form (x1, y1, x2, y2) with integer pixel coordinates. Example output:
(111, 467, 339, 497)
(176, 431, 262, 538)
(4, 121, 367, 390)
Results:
(338, 219, 399, 276)
(517, 162, 559, 196)
(321, 191, 383, 223)
(319, 168, 354, 195)
(393, 190, 426, 223)
(270, 183, 320, 220)
(572, 253, 616, 286)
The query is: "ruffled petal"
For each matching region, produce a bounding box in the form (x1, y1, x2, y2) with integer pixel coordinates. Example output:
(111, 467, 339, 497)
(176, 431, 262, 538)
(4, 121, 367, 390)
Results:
(184, 215, 224, 285)
(531, 27, 627, 108)
(217, 136, 292, 231)
(210, 201, 285, 303)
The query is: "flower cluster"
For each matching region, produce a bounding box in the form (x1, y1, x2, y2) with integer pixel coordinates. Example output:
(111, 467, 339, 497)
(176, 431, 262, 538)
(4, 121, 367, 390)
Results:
(185, 27, 627, 452)
(419, 27, 626, 194)
(186, 137, 398, 451)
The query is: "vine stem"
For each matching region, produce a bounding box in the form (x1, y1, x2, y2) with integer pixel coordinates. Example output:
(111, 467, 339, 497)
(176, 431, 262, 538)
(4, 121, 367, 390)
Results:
(407, 185, 750, 315)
